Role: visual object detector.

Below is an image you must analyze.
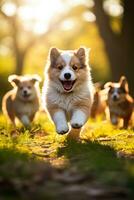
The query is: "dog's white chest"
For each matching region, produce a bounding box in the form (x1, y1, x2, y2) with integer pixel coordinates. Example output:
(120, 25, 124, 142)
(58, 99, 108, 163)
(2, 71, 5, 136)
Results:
(48, 92, 74, 111)
(21, 104, 33, 115)
(47, 87, 92, 112)
(14, 101, 38, 117)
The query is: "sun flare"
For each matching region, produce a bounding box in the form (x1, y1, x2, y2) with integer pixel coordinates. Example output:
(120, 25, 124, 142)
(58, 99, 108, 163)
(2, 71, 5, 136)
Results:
(2, 0, 66, 34)
(19, 0, 65, 34)
(1, 0, 123, 35)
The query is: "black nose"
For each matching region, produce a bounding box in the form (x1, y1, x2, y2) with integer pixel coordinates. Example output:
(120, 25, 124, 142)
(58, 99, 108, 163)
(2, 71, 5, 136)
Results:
(64, 73, 71, 80)
(24, 90, 27, 95)
(113, 95, 118, 101)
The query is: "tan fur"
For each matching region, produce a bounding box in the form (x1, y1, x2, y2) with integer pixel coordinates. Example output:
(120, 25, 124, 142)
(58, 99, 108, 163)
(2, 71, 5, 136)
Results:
(105, 76, 134, 128)
(91, 83, 108, 119)
(42, 47, 94, 140)
(2, 74, 41, 126)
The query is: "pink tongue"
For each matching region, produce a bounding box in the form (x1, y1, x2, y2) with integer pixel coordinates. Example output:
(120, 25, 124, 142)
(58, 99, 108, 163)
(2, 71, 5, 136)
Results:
(63, 81, 72, 90)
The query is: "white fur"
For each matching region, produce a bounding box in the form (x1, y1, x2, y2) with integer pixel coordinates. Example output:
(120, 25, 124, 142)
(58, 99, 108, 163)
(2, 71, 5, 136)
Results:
(43, 80, 93, 113)
(111, 87, 120, 100)
(111, 116, 118, 125)
(53, 111, 69, 134)
(21, 115, 30, 126)
(71, 110, 87, 127)
(42, 49, 94, 135)
(59, 66, 76, 81)
(59, 52, 76, 81)
(61, 52, 72, 64)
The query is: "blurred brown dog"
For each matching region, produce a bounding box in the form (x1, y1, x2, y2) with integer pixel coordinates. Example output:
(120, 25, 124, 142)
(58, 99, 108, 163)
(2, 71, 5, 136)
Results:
(104, 76, 133, 128)
(91, 83, 107, 119)
(2, 74, 41, 127)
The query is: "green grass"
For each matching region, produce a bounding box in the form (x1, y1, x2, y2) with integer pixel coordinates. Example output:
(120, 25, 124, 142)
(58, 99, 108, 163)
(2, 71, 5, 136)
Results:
(0, 113, 134, 199)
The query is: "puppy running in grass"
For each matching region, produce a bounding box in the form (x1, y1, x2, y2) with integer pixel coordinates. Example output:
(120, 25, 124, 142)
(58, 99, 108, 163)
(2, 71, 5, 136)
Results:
(42, 47, 94, 139)
(2, 74, 41, 127)
(105, 76, 134, 129)
(91, 82, 107, 119)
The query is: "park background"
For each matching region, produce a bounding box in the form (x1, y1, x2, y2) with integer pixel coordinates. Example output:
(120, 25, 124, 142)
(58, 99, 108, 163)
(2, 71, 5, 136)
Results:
(0, 1, 134, 199)
(0, 0, 134, 104)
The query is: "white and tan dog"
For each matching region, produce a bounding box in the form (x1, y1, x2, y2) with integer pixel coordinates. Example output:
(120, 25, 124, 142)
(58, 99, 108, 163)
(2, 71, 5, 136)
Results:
(104, 76, 134, 128)
(42, 47, 93, 139)
(2, 74, 41, 127)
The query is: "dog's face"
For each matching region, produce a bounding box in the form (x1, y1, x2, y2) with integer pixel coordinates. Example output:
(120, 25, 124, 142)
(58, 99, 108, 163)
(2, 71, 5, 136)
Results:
(47, 47, 90, 93)
(8, 75, 41, 101)
(105, 76, 129, 103)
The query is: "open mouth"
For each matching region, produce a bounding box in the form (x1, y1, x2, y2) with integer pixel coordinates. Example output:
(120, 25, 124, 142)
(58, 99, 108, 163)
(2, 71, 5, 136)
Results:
(60, 80, 76, 91)
(23, 93, 31, 98)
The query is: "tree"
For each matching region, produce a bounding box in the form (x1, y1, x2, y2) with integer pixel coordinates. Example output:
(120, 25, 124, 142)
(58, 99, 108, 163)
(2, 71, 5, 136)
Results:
(0, 0, 31, 74)
(94, 0, 134, 94)
(0, 0, 63, 75)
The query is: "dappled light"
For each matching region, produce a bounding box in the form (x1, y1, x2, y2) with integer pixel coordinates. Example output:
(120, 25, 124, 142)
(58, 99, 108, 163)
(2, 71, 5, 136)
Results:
(0, 0, 127, 83)
(0, 0, 134, 199)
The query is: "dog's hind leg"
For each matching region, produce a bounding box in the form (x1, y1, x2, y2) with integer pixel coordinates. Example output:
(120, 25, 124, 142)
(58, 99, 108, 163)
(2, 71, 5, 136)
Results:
(67, 128, 81, 141)
(2, 95, 16, 125)
(123, 116, 131, 129)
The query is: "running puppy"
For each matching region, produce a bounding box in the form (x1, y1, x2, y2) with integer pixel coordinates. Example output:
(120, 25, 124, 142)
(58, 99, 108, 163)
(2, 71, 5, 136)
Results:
(2, 74, 41, 126)
(91, 82, 107, 119)
(42, 47, 93, 139)
(104, 76, 133, 128)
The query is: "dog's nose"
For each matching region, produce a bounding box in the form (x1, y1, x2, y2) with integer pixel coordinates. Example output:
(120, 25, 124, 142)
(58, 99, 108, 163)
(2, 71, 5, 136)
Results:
(113, 95, 118, 101)
(23, 90, 27, 95)
(64, 73, 71, 80)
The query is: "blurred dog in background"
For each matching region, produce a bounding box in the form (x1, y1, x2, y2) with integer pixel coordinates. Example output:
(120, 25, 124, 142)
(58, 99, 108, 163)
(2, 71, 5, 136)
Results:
(104, 76, 133, 128)
(2, 74, 41, 127)
(91, 82, 107, 119)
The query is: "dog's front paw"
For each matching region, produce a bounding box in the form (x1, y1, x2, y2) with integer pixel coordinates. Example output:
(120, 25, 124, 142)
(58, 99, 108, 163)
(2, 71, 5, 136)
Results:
(71, 110, 86, 129)
(111, 116, 118, 125)
(21, 115, 30, 127)
(56, 124, 69, 135)
(71, 118, 84, 129)
(71, 122, 83, 129)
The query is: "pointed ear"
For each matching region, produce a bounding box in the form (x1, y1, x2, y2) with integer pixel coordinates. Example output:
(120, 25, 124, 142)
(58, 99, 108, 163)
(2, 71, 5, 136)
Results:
(75, 47, 90, 65)
(8, 75, 20, 87)
(31, 75, 42, 84)
(49, 47, 60, 64)
(94, 82, 102, 91)
(104, 82, 113, 89)
(120, 76, 129, 93)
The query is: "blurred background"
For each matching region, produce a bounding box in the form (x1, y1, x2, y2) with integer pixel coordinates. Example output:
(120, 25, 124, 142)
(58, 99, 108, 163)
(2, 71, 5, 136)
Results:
(0, 0, 133, 104)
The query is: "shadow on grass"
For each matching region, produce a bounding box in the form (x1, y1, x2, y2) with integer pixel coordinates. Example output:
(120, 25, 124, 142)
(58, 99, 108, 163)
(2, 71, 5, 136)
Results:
(0, 139, 134, 199)
(57, 139, 134, 198)
(0, 147, 56, 200)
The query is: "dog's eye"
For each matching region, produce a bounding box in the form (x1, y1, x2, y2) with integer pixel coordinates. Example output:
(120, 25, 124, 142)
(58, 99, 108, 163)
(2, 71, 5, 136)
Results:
(57, 65, 63, 70)
(72, 65, 78, 70)
(28, 86, 31, 89)
(120, 88, 126, 93)
(20, 86, 23, 90)
(109, 87, 114, 93)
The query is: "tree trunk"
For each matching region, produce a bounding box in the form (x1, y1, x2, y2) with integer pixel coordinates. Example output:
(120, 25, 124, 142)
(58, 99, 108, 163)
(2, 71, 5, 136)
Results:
(94, 0, 134, 94)
(15, 52, 25, 75)
(121, 0, 134, 95)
